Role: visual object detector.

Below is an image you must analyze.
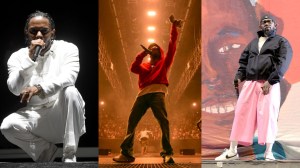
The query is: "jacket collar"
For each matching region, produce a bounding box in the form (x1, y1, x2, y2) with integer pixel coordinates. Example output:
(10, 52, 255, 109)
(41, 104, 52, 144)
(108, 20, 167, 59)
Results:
(257, 30, 276, 38)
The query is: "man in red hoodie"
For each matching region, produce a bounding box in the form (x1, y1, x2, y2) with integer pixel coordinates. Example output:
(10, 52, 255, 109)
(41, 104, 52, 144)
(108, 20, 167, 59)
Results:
(113, 14, 182, 163)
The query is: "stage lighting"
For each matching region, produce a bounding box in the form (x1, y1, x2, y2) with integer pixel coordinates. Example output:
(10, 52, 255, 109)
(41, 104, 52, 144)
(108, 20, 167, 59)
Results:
(147, 26, 156, 31)
(147, 11, 156, 16)
(148, 38, 155, 43)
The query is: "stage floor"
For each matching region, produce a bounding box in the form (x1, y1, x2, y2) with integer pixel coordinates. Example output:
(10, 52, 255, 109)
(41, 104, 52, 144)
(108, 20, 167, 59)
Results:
(202, 160, 300, 168)
(2, 158, 300, 168)
(0, 162, 98, 168)
(99, 153, 201, 167)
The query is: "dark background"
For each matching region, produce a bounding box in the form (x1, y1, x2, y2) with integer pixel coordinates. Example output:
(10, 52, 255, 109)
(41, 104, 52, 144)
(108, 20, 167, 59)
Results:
(0, 0, 98, 150)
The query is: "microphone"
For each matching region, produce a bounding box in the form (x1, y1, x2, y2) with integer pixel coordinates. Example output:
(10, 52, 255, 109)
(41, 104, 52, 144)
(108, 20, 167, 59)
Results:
(234, 79, 239, 98)
(140, 44, 152, 55)
(32, 45, 42, 62)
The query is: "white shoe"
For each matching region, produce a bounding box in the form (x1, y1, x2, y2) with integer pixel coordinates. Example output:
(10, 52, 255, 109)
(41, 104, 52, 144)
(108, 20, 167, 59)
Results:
(264, 152, 275, 161)
(63, 154, 76, 162)
(215, 148, 239, 161)
(62, 146, 77, 162)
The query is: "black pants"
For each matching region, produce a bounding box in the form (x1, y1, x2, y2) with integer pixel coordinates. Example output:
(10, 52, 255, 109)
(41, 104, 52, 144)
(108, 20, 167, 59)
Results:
(120, 92, 173, 156)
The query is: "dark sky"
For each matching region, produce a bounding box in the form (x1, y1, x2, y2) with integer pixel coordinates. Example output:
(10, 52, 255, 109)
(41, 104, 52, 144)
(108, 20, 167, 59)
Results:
(0, 0, 98, 148)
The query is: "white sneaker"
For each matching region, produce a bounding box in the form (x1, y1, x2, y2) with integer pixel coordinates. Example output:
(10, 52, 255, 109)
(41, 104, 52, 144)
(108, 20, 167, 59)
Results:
(264, 152, 275, 161)
(62, 146, 77, 162)
(215, 148, 239, 161)
(64, 155, 76, 163)
(63, 155, 76, 162)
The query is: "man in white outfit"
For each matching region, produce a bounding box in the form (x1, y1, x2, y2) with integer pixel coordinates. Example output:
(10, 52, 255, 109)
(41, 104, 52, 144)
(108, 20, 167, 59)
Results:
(138, 128, 153, 155)
(0, 10, 86, 162)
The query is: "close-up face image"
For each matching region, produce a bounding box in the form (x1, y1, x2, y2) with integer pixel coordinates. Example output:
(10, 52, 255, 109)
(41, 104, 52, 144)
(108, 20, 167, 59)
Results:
(202, 0, 300, 165)
(202, 0, 255, 108)
(202, 0, 257, 151)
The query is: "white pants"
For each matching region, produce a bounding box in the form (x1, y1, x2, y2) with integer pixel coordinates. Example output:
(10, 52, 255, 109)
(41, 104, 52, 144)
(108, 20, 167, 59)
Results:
(0, 86, 86, 161)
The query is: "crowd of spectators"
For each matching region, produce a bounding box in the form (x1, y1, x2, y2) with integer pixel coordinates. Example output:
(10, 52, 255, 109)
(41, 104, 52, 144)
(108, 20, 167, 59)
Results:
(99, 110, 200, 140)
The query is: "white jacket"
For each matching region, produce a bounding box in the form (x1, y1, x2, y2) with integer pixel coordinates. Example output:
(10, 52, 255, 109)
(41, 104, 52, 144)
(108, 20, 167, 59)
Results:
(7, 40, 80, 107)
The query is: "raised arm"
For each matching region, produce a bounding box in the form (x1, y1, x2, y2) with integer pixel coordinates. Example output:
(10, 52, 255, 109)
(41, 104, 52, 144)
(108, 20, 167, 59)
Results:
(164, 14, 182, 69)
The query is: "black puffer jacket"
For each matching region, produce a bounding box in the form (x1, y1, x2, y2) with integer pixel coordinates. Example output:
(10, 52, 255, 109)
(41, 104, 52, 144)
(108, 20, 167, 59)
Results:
(235, 30, 293, 85)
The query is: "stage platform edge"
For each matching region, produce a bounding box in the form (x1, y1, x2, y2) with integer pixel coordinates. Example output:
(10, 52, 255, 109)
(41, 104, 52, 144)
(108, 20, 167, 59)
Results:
(202, 159, 300, 168)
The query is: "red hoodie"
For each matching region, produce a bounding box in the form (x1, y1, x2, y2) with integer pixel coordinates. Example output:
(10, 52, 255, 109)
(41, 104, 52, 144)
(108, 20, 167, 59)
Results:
(130, 23, 178, 90)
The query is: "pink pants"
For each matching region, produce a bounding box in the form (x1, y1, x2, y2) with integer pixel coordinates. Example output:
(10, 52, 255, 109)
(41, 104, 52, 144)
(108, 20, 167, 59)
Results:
(230, 80, 280, 146)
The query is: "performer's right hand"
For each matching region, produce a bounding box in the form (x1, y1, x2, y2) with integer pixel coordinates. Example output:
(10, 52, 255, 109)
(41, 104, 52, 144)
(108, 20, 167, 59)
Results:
(140, 44, 152, 55)
(29, 39, 45, 59)
(233, 79, 241, 87)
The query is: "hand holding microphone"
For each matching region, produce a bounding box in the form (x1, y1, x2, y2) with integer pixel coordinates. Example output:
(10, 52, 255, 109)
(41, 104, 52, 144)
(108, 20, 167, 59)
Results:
(32, 45, 42, 62)
(30, 39, 45, 62)
(140, 44, 152, 55)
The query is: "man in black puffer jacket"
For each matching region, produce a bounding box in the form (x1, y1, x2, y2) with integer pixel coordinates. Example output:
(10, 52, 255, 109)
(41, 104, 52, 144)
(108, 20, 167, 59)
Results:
(215, 15, 293, 161)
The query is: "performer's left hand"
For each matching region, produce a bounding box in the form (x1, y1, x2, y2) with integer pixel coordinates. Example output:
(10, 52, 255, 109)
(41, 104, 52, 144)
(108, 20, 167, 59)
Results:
(20, 86, 40, 103)
(261, 81, 271, 95)
(169, 14, 183, 28)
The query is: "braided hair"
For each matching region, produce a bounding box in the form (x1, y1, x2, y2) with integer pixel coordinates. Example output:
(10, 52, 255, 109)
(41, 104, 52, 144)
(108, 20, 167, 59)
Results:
(24, 10, 55, 46)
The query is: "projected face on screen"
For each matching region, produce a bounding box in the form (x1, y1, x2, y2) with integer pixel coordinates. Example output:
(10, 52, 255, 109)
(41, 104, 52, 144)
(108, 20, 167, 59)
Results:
(202, 0, 291, 116)
(202, 0, 300, 160)
(202, 0, 257, 115)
